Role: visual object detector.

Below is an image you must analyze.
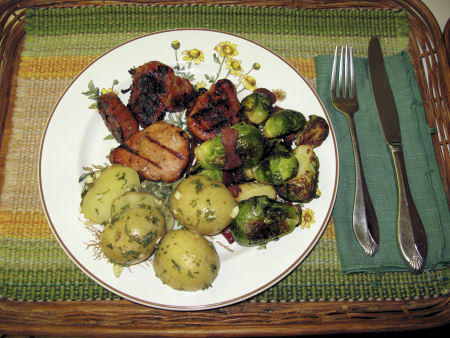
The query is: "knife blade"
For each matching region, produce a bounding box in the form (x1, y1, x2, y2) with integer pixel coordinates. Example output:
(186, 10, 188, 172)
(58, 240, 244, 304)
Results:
(368, 36, 427, 273)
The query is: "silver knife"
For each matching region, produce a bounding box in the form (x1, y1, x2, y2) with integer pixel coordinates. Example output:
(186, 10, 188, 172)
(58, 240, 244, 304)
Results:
(368, 36, 427, 273)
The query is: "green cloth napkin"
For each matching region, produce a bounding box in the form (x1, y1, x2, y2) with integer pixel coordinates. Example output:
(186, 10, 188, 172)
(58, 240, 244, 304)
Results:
(315, 51, 450, 273)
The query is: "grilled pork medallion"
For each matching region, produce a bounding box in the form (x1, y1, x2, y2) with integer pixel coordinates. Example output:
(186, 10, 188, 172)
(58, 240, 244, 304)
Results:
(109, 121, 191, 182)
(97, 92, 139, 143)
(127, 61, 197, 127)
(187, 79, 241, 141)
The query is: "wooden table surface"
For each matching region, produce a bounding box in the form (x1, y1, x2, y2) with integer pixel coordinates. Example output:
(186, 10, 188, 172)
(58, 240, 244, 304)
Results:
(0, 0, 449, 336)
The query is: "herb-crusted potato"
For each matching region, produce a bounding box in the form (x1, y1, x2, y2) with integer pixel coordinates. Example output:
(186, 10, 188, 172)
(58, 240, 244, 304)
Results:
(169, 175, 237, 235)
(153, 229, 220, 291)
(81, 165, 140, 224)
(111, 191, 175, 231)
(100, 206, 166, 266)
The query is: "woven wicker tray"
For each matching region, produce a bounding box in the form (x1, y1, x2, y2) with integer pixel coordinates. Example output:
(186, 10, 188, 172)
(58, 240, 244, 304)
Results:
(0, 0, 449, 336)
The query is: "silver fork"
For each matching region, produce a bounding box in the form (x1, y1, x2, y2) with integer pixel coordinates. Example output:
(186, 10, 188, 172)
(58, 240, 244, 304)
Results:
(331, 46, 379, 256)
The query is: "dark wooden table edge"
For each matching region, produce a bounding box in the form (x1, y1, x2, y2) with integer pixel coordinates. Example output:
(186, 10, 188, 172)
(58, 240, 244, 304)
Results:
(0, 296, 449, 336)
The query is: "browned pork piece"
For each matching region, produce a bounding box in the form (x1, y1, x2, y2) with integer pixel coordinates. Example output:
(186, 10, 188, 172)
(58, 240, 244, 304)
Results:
(127, 61, 197, 127)
(109, 121, 190, 183)
(187, 79, 241, 141)
(97, 92, 139, 143)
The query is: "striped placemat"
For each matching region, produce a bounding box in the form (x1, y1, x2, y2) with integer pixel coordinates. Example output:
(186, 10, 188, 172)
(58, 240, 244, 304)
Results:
(0, 5, 447, 302)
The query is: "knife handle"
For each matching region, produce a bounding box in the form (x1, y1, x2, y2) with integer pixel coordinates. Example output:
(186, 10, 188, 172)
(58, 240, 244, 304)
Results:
(389, 144, 427, 273)
(347, 115, 379, 256)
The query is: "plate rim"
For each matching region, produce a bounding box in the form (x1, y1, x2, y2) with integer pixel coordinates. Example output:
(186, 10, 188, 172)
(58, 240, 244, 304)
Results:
(38, 28, 339, 311)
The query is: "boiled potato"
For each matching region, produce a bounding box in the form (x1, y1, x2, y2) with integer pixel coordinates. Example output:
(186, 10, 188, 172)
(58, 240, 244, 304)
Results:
(234, 182, 277, 201)
(111, 191, 175, 231)
(100, 206, 165, 266)
(153, 229, 220, 291)
(169, 175, 237, 235)
(81, 165, 140, 224)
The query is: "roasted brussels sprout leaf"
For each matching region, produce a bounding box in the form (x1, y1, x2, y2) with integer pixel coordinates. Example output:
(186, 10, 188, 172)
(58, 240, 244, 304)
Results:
(241, 92, 272, 125)
(230, 195, 301, 246)
(276, 145, 319, 203)
(263, 109, 306, 138)
(194, 122, 266, 170)
(254, 153, 299, 186)
(296, 115, 329, 147)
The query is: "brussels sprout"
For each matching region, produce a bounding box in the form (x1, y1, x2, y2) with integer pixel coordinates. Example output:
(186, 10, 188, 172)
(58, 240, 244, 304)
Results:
(230, 195, 301, 246)
(266, 138, 291, 154)
(263, 109, 306, 138)
(254, 153, 299, 186)
(194, 123, 265, 170)
(241, 92, 272, 125)
(276, 145, 319, 203)
(296, 115, 329, 147)
(194, 134, 225, 170)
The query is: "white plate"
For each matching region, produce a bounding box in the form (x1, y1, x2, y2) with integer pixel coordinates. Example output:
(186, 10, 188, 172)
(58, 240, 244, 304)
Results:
(39, 29, 338, 311)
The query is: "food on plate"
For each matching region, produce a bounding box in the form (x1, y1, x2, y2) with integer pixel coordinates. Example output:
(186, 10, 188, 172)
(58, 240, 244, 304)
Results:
(233, 182, 277, 202)
(295, 115, 330, 147)
(128, 61, 197, 127)
(97, 92, 139, 143)
(194, 122, 265, 171)
(111, 191, 175, 231)
(263, 109, 306, 138)
(100, 206, 166, 266)
(253, 152, 299, 186)
(109, 121, 191, 182)
(187, 79, 241, 141)
(80, 165, 140, 224)
(241, 91, 272, 125)
(276, 145, 320, 203)
(230, 195, 301, 246)
(153, 229, 220, 291)
(169, 175, 237, 235)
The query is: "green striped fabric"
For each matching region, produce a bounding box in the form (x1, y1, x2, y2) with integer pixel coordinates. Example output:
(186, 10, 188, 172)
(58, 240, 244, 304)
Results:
(0, 4, 447, 303)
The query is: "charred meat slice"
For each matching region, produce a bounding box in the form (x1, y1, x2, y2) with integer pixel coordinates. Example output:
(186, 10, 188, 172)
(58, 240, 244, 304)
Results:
(109, 121, 190, 183)
(165, 75, 198, 112)
(128, 61, 174, 127)
(97, 92, 139, 143)
(127, 61, 196, 127)
(187, 79, 241, 141)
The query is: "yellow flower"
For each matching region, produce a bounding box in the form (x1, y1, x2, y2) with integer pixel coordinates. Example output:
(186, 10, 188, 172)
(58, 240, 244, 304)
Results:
(101, 88, 118, 95)
(301, 208, 315, 229)
(215, 41, 238, 59)
(195, 81, 207, 90)
(182, 49, 204, 64)
(226, 59, 243, 76)
(242, 75, 257, 91)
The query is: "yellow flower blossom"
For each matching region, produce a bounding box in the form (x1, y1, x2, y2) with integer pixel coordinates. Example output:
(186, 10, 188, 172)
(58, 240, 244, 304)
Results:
(242, 75, 257, 91)
(195, 81, 207, 90)
(301, 208, 315, 229)
(215, 41, 238, 59)
(182, 49, 204, 64)
(226, 59, 243, 76)
(101, 87, 118, 95)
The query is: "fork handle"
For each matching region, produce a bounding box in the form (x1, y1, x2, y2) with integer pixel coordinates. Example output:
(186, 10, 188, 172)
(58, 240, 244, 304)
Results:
(346, 115, 380, 256)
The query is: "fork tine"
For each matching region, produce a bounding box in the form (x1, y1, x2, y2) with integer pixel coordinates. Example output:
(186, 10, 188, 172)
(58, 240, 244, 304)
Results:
(350, 46, 357, 99)
(338, 46, 344, 98)
(331, 46, 338, 97)
(344, 46, 349, 98)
